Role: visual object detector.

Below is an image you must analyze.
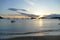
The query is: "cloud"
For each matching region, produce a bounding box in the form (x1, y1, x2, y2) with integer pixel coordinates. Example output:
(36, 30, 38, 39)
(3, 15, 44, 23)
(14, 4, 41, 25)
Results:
(8, 8, 27, 11)
(24, 0, 35, 6)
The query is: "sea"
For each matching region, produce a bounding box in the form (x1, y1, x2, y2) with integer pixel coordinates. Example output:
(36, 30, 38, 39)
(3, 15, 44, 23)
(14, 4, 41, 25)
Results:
(0, 19, 60, 39)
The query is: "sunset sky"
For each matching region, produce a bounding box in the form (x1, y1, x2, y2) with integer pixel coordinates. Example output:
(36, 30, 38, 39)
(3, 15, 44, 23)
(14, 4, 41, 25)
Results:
(0, 0, 60, 16)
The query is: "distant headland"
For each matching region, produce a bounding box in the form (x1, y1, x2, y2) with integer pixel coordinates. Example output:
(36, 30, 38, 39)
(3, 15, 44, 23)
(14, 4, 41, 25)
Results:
(0, 16, 4, 19)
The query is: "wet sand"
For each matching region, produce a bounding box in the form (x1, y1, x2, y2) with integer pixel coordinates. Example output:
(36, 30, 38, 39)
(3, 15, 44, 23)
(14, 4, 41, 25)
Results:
(6, 35, 60, 40)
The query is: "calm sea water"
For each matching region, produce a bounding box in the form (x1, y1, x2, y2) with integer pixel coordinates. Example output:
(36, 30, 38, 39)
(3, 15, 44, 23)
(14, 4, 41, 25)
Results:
(0, 19, 60, 39)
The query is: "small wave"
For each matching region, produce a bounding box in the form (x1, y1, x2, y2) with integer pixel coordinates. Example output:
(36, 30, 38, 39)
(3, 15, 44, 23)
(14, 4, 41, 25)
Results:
(0, 29, 60, 35)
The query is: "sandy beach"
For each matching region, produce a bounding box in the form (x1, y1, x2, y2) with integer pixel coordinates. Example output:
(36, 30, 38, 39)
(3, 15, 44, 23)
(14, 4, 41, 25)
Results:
(5, 35, 60, 40)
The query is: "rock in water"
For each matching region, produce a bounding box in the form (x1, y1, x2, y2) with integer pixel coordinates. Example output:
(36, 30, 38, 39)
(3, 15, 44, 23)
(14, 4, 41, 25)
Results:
(11, 20, 15, 23)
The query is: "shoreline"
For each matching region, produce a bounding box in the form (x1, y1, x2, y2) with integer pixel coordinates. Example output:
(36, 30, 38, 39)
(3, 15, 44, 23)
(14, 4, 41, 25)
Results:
(6, 35, 60, 40)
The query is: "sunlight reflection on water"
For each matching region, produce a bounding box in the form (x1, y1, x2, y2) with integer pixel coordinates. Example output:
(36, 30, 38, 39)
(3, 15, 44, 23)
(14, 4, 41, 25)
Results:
(0, 19, 60, 39)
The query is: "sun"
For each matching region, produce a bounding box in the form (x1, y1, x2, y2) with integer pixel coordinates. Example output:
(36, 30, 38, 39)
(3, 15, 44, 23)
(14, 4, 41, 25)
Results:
(30, 10, 44, 17)
(26, 6, 47, 17)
